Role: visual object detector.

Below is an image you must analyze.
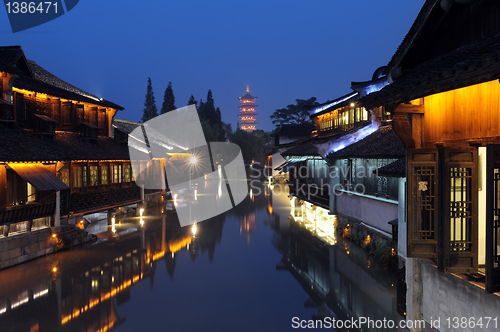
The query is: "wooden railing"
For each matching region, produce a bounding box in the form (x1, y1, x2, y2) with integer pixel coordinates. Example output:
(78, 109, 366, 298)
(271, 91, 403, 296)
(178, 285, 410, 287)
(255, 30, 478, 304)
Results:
(287, 180, 329, 209)
(72, 186, 141, 213)
(0, 202, 56, 225)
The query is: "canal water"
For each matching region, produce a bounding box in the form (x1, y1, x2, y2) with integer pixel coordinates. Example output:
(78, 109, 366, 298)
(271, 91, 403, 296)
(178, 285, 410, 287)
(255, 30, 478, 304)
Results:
(0, 183, 402, 332)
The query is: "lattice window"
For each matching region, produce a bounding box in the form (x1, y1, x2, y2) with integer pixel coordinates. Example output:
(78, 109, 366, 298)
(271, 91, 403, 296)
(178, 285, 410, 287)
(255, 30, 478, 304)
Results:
(413, 166, 436, 240)
(450, 167, 473, 252)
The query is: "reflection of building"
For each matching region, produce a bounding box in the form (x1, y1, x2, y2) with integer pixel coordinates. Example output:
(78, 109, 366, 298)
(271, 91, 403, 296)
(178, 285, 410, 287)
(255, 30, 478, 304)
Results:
(0, 209, 226, 331)
(276, 208, 400, 331)
(240, 212, 256, 244)
(238, 86, 258, 132)
(361, 0, 500, 329)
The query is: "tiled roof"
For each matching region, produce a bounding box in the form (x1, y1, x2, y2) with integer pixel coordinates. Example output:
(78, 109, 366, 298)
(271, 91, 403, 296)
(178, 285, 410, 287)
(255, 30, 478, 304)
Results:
(0, 125, 65, 162)
(0, 125, 131, 162)
(112, 119, 140, 134)
(326, 126, 406, 159)
(271, 123, 316, 137)
(281, 139, 319, 157)
(239, 92, 257, 100)
(0, 46, 27, 75)
(376, 158, 406, 178)
(362, 32, 500, 109)
(50, 132, 130, 161)
(14, 61, 124, 110)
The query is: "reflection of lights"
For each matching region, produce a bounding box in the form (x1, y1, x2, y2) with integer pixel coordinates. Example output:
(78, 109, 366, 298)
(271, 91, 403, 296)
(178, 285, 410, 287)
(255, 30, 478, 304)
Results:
(52, 234, 56, 238)
(140, 208, 144, 217)
(140, 217, 144, 226)
(173, 194, 178, 206)
(111, 217, 115, 225)
(33, 289, 49, 299)
(347, 250, 350, 255)
(194, 189, 197, 201)
(171, 252, 175, 258)
(0, 308, 6, 315)
(112, 225, 116, 233)
(192, 222, 197, 236)
(187, 243, 189, 250)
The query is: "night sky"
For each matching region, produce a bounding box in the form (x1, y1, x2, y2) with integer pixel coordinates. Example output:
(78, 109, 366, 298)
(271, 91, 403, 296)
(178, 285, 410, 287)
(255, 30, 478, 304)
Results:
(1, 0, 424, 132)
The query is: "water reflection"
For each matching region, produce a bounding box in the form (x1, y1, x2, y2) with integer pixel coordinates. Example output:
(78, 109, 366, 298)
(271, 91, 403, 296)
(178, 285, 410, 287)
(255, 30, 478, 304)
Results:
(0, 182, 401, 332)
(269, 184, 400, 331)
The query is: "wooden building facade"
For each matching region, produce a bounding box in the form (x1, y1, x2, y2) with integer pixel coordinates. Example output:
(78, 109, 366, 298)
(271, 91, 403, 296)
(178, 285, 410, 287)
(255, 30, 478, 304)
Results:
(0, 46, 148, 238)
(362, 0, 500, 327)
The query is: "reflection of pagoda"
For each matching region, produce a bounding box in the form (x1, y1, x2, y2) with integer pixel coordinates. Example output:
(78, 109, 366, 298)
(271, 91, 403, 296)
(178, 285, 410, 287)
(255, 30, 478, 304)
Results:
(238, 85, 258, 132)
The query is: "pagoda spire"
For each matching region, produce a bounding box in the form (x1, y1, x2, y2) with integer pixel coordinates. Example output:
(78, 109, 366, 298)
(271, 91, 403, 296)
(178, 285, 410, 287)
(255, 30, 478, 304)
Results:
(238, 86, 258, 132)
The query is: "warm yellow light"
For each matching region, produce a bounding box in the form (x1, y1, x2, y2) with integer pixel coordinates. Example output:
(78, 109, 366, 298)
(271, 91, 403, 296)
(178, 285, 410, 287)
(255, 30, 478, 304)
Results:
(140, 208, 144, 217)
(80, 220, 84, 224)
(173, 194, 178, 206)
(190, 156, 197, 164)
(111, 217, 115, 225)
(52, 267, 57, 272)
(194, 189, 197, 201)
(52, 234, 56, 238)
(140, 217, 144, 226)
(192, 222, 197, 236)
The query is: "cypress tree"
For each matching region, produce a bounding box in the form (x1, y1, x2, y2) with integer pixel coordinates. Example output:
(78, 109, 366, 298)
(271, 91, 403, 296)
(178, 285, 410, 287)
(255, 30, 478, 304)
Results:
(141, 77, 158, 122)
(161, 81, 176, 114)
(187, 94, 197, 108)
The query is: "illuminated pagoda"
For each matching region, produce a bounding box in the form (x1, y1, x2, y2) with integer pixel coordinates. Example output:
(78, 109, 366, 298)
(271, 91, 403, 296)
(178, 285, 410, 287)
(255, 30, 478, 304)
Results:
(238, 85, 258, 132)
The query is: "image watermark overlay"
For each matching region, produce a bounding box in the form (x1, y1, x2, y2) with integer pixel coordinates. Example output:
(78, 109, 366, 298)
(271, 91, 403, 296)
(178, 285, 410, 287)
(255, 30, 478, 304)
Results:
(248, 162, 383, 200)
(128, 105, 248, 227)
(3, 0, 79, 32)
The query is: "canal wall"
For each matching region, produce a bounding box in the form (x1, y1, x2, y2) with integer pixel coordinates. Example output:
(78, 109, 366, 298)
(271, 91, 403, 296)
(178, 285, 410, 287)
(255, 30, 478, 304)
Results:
(0, 225, 95, 270)
(406, 258, 500, 332)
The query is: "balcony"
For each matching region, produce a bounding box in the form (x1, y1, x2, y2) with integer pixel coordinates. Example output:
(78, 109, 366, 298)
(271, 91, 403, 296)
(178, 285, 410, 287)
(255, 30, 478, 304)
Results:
(0, 202, 56, 225)
(71, 186, 141, 213)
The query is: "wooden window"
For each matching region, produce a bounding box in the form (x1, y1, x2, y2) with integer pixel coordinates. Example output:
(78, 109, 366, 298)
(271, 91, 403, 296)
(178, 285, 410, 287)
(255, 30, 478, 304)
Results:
(89, 166, 98, 186)
(60, 168, 69, 186)
(101, 165, 109, 185)
(124, 164, 131, 183)
(61, 102, 71, 126)
(112, 165, 122, 184)
(407, 149, 439, 258)
(72, 166, 86, 188)
(442, 149, 477, 273)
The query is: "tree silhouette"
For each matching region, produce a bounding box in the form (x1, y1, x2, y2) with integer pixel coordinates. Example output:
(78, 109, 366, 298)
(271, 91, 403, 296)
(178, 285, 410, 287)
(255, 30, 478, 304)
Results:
(141, 77, 158, 122)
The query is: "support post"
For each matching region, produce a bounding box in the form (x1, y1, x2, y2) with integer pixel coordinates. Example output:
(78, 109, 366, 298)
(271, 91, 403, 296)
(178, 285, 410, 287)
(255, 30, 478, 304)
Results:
(54, 191, 60, 227)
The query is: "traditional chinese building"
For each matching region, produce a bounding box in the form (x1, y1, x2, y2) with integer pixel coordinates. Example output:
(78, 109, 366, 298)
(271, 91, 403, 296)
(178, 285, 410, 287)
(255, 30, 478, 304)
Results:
(238, 86, 258, 132)
(0, 46, 160, 269)
(362, 0, 500, 328)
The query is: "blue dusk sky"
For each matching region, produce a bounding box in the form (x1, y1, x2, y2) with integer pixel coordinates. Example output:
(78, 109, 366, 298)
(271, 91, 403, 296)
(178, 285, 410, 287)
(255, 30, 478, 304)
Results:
(1, 0, 424, 132)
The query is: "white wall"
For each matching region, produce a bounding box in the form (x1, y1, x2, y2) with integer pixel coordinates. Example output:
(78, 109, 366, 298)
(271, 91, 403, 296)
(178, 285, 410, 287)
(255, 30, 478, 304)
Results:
(336, 191, 397, 234)
(398, 177, 407, 259)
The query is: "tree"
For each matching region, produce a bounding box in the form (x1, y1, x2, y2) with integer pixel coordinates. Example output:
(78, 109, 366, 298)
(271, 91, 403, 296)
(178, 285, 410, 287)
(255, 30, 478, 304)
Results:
(187, 94, 197, 108)
(197, 90, 226, 142)
(270, 97, 319, 128)
(161, 81, 176, 114)
(228, 129, 272, 164)
(141, 77, 158, 122)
